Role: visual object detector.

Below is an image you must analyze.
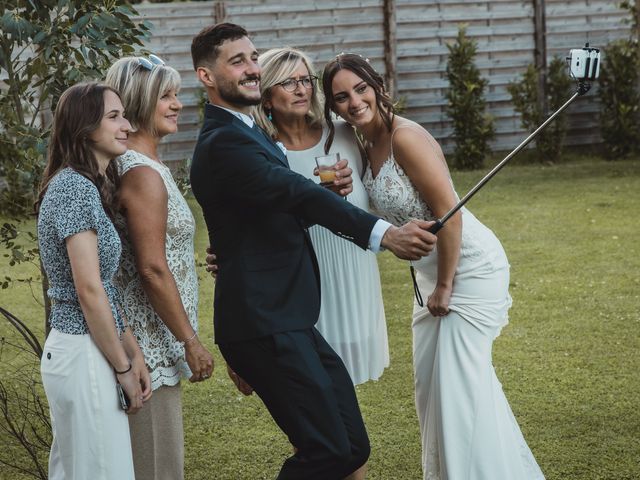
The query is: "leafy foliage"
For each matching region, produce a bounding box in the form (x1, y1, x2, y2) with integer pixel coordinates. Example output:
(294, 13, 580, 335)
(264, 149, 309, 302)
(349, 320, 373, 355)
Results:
(598, 38, 640, 158)
(0, 221, 40, 296)
(619, 0, 639, 36)
(445, 26, 495, 170)
(507, 57, 573, 163)
(0, 0, 151, 216)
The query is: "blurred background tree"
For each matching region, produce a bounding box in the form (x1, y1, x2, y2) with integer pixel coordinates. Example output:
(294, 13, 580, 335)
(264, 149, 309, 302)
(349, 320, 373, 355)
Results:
(507, 57, 573, 163)
(0, 0, 151, 216)
(597, 1, 640, 158)
(0, 2, 150, 478)
(445, 26, 495, 170)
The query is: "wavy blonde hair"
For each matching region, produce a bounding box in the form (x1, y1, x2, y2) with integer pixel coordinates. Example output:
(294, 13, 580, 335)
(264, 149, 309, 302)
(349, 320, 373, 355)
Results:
(252, 47, 324, 138)
(105, 57, 181, 136)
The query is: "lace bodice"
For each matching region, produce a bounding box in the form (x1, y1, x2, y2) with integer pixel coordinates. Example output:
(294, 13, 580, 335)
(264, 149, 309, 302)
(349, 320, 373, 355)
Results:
(362, 155, 436, 226)
(114, 150, 198, 390)
(362, 122, 448, 226)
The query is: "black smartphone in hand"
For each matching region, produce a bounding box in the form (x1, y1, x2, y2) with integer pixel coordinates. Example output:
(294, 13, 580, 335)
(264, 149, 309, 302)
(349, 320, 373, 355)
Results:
(116, 383, 130, 410)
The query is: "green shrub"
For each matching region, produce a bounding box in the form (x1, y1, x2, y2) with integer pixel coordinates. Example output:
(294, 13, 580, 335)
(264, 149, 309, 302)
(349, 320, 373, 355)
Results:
(619, 0, 639, 36)
(598, 38, 640, 158)
(445, 26, 495, 170)
(507, 57, 573, 163)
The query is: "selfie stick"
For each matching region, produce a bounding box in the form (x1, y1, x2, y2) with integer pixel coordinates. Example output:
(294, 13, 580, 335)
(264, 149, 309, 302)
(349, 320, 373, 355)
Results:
(427, 82, 591, 234)
(424, 43, 601, 235)
(411, 80, 593, 306)
(412, 44, 600, 305)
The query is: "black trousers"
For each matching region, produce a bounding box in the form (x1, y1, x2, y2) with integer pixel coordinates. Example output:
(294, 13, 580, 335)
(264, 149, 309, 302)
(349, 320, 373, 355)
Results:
(219, 327, 370, 480)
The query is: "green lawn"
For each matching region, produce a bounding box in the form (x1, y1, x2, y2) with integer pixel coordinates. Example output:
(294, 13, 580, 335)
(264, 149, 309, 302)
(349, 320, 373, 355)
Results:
(1, 155, 639, 479)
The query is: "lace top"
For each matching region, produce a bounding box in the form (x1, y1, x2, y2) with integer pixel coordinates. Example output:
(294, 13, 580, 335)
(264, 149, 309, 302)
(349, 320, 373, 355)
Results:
(114, 150, 198, 390)
(38, 168, 125, 335)
(362, 123, 440, 226)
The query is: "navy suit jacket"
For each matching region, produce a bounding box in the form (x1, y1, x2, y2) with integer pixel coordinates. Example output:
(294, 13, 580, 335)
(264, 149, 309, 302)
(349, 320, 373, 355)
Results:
(191, 104, 379, 343)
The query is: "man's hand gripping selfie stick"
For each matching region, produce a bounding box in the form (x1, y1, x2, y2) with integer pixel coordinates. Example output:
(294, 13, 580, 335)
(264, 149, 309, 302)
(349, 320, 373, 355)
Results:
(411, 44, 601, 307)
(427, 43, 600, 235)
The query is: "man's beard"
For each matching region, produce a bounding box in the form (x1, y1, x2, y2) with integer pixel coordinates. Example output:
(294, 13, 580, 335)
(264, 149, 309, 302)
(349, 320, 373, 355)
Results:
(218, 76, 261, 107)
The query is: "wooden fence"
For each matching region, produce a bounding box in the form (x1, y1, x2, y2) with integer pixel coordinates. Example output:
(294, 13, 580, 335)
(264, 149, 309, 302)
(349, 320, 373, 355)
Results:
(134, 0, 632, 165)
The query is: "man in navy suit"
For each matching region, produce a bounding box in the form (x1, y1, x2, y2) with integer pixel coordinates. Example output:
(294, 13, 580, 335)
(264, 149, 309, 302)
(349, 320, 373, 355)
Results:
(190, 23, 437, 480)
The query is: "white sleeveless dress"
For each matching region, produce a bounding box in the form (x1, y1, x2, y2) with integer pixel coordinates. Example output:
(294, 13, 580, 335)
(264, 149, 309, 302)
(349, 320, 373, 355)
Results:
(362, 124, 545, 480)
(286, 122, 389, 384)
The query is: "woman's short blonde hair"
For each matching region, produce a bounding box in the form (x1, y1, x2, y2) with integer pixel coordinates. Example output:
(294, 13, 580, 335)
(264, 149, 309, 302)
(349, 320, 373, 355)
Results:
(252, 48, 324, 138)
(105, 57, 181, 135)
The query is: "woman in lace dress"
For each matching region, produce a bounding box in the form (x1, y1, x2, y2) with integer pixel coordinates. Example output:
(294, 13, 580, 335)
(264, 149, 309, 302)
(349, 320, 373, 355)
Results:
(321, 54, 545, 480)
(106, 57, 214, 480)
(250, 47, 388, 387)
(37, 82, 151, 479)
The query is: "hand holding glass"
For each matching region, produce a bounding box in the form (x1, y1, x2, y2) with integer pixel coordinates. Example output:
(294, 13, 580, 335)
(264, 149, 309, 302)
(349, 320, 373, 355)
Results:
(315, 152, 340, 187)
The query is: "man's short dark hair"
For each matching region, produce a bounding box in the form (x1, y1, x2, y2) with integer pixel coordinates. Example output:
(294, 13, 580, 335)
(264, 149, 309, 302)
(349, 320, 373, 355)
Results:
(191, 23, 249, 70)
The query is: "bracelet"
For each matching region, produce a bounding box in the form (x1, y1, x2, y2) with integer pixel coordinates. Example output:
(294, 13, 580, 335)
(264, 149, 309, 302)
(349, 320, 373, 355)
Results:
(114, 363, 132, 375)
(180, 331, 198, 346)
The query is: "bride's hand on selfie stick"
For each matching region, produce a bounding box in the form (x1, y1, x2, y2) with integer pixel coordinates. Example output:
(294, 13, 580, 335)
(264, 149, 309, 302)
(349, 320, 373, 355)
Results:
(381, 220, 437, 260)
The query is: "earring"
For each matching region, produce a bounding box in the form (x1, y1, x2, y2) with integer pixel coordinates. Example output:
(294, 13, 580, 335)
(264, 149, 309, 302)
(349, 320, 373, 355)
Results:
(266, 108, 273, 121)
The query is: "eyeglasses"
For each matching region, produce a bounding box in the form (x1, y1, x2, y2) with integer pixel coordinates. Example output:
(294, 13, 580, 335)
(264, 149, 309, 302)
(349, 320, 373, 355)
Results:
(276, 76, 317, 92)
(137, 54, 166, 71)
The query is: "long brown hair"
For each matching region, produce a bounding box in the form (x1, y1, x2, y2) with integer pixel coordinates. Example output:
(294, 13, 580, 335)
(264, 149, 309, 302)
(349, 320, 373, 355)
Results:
(321, 53, 395, 154)
(36, 82, 121, 219)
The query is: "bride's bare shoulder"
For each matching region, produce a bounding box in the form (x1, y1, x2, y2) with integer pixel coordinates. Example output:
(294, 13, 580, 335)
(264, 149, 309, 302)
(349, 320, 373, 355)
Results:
(392, 118, 446, 164)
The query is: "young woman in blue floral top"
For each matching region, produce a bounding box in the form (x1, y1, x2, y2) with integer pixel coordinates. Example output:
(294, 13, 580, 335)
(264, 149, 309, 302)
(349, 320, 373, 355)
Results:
(37, 82, 152, 479)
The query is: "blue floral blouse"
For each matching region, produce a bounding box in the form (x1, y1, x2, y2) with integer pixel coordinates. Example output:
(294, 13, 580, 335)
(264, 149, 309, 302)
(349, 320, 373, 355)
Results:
(38, 168, 125, 334)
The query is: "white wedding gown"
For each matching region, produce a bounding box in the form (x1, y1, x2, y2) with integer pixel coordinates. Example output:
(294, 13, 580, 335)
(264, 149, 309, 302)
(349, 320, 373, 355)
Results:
(362, 124, 545, 480)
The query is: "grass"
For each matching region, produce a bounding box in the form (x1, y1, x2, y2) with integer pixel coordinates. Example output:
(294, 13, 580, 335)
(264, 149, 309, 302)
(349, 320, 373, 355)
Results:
(1, 154, 639, 479)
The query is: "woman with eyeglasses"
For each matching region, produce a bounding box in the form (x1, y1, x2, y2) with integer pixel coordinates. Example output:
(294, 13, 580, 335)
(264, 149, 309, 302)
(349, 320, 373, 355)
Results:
(322, 54, 545, 480)
(250, 47, 389, 395)
(105, 56, 214, 480)
(37, 82, 151, 479)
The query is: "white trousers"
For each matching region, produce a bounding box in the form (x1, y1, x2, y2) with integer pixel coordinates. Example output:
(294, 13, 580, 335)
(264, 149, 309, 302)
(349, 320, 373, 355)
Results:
(41, 328, 135, 480)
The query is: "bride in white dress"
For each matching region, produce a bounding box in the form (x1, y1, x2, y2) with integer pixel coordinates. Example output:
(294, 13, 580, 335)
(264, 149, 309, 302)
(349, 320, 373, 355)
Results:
(321, 53, 545, 480)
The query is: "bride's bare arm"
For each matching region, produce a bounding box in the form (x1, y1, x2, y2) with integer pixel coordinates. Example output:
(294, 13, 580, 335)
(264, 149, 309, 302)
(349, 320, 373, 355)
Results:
(391, 123, 462, 317)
